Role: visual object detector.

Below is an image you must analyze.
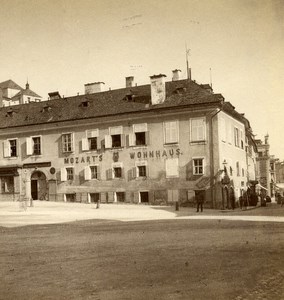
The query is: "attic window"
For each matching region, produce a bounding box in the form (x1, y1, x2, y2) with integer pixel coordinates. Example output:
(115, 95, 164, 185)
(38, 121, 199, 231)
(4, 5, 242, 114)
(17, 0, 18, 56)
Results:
(81, 100, 90, 107)
(6, 108, 14, 117)
(42, 104, 51, 112)
(125, 91, 136, 102)
(174, 87, 186, 94)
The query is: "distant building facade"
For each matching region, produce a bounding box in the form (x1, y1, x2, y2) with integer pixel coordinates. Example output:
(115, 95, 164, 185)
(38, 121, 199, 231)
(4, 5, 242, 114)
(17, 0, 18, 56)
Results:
(0, 71, 257, 208)
(0, 80, 42, 107)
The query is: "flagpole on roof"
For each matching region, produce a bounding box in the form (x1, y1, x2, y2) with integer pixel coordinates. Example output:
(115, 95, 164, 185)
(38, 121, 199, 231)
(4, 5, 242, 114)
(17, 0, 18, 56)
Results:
(185, 42, 191, 80)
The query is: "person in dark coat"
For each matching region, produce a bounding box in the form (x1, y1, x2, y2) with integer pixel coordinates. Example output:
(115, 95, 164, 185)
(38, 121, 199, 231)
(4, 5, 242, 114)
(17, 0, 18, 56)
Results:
(229, 187, 235, 210)
(196, 192, 204, 212)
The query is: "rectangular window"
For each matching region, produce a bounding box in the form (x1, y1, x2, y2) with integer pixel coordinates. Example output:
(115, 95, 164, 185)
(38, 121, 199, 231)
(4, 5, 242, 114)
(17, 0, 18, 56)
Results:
(133, 123, 148, 146)
(115, 192, 125, 203)
(0, 177, 14, 193)
(190, 118, 205, 142)
(165, 158, 179, 178)
(3, 139, 17, 158)
(32, 137, 41, 155)
(62, 133, 74, 153)
(138, 165, 147, 177)
(10, 140, 17, 157)
(66, 167, 74, 180)
(107, 126, 124, 148)
(164, 121, 178, 144)
(234, 128, 240, 147)
(240, 130, 244, 149)
(113, 167, 122, 178)
(90, 166, 98, 179)
(193, 158, 204, 175)
(236, 162, 240, 176)
(88, 137, 97, 150)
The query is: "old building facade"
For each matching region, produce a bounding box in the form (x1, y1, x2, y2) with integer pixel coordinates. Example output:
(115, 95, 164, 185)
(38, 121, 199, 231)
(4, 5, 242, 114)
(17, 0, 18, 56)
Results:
(0, 72, 256, 208)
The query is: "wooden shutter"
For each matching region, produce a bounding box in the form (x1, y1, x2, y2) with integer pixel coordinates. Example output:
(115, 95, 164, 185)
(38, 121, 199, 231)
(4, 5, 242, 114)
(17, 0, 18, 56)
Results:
(128, 133, 136, 147)
(108, 192, 114, 203)
(84, 166, 91, 180)
(167, 190, 173, 202)
(3, 140, 10, 158)
(134, 191, 140, 203)
(106, 168, 113, 180)
(60, 168, 67, 181)
(26, 137, 33, 155)
(120, 134, 126, 147)
(145, 131, 150, 145)
(166, 158, 179, 177)
(96, 166, 101, 180)
(82, 138, 89, 151)
(132, 167, 137, 179)
(105, 135, 112, 148)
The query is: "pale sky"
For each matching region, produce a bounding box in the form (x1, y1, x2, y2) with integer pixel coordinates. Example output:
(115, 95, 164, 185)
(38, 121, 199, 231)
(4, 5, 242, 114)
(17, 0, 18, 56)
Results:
(0, 0, 283, 159)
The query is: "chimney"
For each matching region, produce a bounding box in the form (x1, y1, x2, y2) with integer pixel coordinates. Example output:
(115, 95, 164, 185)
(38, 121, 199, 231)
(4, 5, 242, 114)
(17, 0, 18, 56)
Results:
(48, 91, 61, 100)
(84, 82, 105, 94)
(125, 76, 134, 88)
(150, 74, 167, 105)
(172, 69, 181, 81)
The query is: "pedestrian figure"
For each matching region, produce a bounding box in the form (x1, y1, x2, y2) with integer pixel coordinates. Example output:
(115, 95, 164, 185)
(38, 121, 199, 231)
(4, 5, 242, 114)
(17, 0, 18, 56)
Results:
(230, 187, 235, 210)
(96, 199, 100, 209)
(239, 195, 243, 210)
(243, 191, 248, 209)
(196, 192, 204, 212)
(281, 192, 284, 207)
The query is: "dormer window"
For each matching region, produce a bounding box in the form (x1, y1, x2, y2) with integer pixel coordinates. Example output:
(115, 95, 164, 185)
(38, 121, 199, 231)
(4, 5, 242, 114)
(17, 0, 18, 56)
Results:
(6, 108, 14, 117)
(42, 104, 51, 112)
(81, 100, 90, 107)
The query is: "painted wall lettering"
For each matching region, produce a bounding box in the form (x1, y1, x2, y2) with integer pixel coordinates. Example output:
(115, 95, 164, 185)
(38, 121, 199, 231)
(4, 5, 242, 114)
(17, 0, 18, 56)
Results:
(129, 148, 182, 159)
(64, 154, 103, 164)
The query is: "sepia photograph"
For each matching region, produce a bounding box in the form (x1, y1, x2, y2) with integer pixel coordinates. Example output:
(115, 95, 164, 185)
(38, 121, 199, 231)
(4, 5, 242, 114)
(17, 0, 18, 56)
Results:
(0, 0, 283, 299)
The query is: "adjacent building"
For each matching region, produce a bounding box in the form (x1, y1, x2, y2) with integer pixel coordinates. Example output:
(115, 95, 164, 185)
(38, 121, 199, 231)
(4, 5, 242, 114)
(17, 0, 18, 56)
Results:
(0, 80, 42, 107)
(0, 71, 257, 208)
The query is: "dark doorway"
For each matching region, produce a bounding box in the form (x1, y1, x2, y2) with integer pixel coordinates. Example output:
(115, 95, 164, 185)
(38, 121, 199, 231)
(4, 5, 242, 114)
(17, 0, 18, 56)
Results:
(31, 180, 38, 200)
(31, 171, 47, 200)
(140, 191, 149, 203)
(90, 193, 100, 203)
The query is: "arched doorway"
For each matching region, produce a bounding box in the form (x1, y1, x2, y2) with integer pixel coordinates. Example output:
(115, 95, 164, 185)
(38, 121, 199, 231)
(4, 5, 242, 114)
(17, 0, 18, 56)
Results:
(31, 171, 48, 200)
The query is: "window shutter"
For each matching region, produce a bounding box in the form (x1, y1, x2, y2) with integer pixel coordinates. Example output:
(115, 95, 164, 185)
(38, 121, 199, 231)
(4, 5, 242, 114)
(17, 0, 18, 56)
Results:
(71, 133, 75, 152)
(167, 190, 173, 202)
(86, 129, 99, 138)
(84, 166, 91, 180)
(166, 158, 179, 177)
(108, 192, 114, 203)
(145, 131, 150, 145)
(146, 165, 149, 177)
(134, 191, 140, 203)
(97, 138, 101, 150)
(132, 167, 137, 179)
(96, 166, 101, 180)
(60, 168, 67, 181)
(26, 137, 33, 155)
(129, 133, 135, 146)
(121, 167, 125, 179)
(106, 168, 113, 180)
(105, 135, 112, 148)
(82, 138, 89, 151)
(121, 134, 126, 147)
(170, 121, 178, 143)
(3, 140, 10, 158)
(134, 123, 147, 133)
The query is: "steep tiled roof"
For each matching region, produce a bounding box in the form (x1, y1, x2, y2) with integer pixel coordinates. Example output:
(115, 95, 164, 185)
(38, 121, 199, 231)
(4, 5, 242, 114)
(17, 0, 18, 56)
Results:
(0, 79, 224, 129)
(0, 80, 23, 90)
(12, 88, 41, 99)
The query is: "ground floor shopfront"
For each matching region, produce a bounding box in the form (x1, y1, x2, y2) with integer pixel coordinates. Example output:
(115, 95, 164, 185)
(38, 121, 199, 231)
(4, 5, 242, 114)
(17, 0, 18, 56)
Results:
(0, 164, 216, 208)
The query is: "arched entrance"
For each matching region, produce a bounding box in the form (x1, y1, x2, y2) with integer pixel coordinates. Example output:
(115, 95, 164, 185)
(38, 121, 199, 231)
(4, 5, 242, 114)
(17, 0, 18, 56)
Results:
(31, 171, 48, 200)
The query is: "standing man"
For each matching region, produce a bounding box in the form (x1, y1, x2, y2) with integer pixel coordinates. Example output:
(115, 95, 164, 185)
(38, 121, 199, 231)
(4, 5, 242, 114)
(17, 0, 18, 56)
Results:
(196, 191, 204, 213)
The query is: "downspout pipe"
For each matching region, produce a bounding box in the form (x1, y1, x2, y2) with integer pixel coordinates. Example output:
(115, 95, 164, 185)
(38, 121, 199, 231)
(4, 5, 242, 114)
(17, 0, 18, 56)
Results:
(208, 105, 223, 208)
